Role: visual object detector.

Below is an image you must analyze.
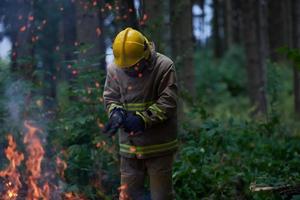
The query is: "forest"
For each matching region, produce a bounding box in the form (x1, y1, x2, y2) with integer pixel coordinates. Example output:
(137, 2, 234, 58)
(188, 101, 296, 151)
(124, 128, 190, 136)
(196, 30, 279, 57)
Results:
(0, 0, 300, 199)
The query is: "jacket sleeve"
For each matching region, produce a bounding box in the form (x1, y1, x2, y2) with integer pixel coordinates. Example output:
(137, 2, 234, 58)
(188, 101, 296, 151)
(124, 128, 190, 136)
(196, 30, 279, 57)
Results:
(103, 66, 124, 116)
(136, 64, 178, 128)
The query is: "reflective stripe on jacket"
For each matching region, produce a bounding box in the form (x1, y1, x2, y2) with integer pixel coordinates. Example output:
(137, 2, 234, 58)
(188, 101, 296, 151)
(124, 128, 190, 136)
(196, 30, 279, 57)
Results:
(103, 51, 178, 158)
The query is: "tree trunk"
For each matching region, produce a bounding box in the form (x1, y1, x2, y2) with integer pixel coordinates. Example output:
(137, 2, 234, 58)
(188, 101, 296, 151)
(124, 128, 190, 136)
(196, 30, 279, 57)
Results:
(75, 1, 105, 68)
(170, 0, 195, 96)
(292, 0, 300, 116)
(114, 0, 139, 31)
(268, 0, 285, 61)
(38, 0, 60, 110)
(225, 0, 233, 48)
(231, 0, 243, 44)
(5, 0, 34, 78)
(142, 0, 170, 53)
(242, 0, 268, 115)
(122, 0, 139, 29)
(212, 0, 223, 57)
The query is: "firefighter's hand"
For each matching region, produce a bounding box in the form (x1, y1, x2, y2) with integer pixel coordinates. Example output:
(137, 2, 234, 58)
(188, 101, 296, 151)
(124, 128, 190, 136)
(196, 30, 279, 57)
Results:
(103, 108, 126, 137)
(123, 112, 145, 136)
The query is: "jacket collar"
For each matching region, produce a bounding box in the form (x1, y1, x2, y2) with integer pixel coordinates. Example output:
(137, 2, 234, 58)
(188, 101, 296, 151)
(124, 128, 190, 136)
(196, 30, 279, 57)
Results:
(147, 42, 158, 71)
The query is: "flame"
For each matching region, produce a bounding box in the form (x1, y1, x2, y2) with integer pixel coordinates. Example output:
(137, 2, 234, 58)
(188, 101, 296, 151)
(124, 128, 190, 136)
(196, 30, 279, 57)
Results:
(95, 81, 100, 88)
(23, 121, 49, 199)
(0, 134, 24, 200)
(64, 192, 87, 200)
(118, 184, 129, 200)
(56, 157, 67, 179)
(96, 140, 106, 149)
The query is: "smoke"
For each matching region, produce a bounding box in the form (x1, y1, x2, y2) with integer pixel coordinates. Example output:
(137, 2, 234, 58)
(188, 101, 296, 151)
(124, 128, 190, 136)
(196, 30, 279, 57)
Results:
(4, 79, 30, 129)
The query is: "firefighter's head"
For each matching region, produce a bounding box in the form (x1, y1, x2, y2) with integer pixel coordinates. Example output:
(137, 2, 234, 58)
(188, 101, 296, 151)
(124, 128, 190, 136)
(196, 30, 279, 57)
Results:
(112, 27, 151, 69)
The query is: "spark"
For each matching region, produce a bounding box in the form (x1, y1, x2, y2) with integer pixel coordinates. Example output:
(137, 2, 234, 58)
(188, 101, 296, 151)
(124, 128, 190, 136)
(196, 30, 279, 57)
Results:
(20, 26, 26, 32)
(129, 146, 136, 152)
(96, 140, 106, 148)
(72, 70, 78, 75)
(96, 27, 102, 37)
(28, 15, 34, 21)
(105, 3, 112, 10)
(36, 100, 43, 107)
(143, 14, 148, 21)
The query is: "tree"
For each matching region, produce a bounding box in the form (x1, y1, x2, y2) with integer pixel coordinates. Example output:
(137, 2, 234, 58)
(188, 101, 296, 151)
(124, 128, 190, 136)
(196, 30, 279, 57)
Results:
(291, 0, 300, 116)
(2, 0, 34, 78)
(268, 0, 285, 61)
(75, 1, 106, 69)
(212, 0, 224, 58)
(142, 0, 170, 54)
(241, 0, 268, 115)
(119, 0, 138, 29)
(170, 0, 195, 96)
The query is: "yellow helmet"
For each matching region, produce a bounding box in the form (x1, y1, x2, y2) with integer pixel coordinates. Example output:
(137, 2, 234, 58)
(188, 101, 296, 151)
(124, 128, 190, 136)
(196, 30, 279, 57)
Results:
(112, 27, 150, 68)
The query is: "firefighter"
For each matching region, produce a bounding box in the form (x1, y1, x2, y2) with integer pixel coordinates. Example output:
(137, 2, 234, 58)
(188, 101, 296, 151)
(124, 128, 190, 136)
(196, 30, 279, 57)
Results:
(103, 27, 178, 200)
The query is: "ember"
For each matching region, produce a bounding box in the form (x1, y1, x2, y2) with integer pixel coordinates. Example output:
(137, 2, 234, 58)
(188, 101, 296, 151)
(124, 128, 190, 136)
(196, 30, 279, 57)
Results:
(0, 134, 24, 200)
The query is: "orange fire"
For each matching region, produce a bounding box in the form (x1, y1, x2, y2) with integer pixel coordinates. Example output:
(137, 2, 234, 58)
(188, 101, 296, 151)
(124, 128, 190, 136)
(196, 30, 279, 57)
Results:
(64, 192, 87, 200)
(56, 156, 67, 179)
(0, 120, 94, 199)
(0, 134, 24, 200)
(23, 121, 49, 199)
(118, 184, 129, 200)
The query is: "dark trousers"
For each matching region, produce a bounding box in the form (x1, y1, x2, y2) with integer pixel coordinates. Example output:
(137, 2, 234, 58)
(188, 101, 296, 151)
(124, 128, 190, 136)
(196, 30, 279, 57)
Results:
(120, 154, 174, 200)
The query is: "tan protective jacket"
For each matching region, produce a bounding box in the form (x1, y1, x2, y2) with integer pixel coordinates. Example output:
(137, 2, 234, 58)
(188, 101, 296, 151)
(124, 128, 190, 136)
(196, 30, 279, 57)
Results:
(103, 51, 178, 158)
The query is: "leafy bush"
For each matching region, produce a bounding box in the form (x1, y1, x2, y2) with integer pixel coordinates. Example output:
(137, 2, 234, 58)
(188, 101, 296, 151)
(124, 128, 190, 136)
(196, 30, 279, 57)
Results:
(49, 66, 119, 199)
(174, 115, 300, 200)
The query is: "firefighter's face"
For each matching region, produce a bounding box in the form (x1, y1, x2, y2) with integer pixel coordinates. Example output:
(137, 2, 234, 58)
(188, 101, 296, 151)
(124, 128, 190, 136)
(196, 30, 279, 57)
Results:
(123, 59, 149, 77)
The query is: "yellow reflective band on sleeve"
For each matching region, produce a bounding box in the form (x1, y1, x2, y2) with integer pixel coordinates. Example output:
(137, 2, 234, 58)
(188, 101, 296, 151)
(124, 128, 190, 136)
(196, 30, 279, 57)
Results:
(119, 139, 178, 155)
(123, 101, 154, 111)
(135, 111, 150, 128)
(148, 104, 167, 121)
(108, 103, 123, 114)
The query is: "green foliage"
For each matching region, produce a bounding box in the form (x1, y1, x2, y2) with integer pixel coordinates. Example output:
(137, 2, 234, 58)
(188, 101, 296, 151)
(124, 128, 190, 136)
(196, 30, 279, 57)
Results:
(278, 46, 300, 70)
(49, 66, 119, 199)
(194, 46, 250, 119)
(174, 114, 300, 200)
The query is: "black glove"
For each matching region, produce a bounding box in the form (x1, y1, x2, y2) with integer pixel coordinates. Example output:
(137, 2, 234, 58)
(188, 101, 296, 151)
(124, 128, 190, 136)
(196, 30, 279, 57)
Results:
(103, 108, 126, 136)
(123, 112, 145, 136)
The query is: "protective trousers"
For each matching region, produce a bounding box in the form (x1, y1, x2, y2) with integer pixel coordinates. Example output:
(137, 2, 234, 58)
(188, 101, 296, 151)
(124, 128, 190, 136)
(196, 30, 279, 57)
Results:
(120, 154, 174, 200)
